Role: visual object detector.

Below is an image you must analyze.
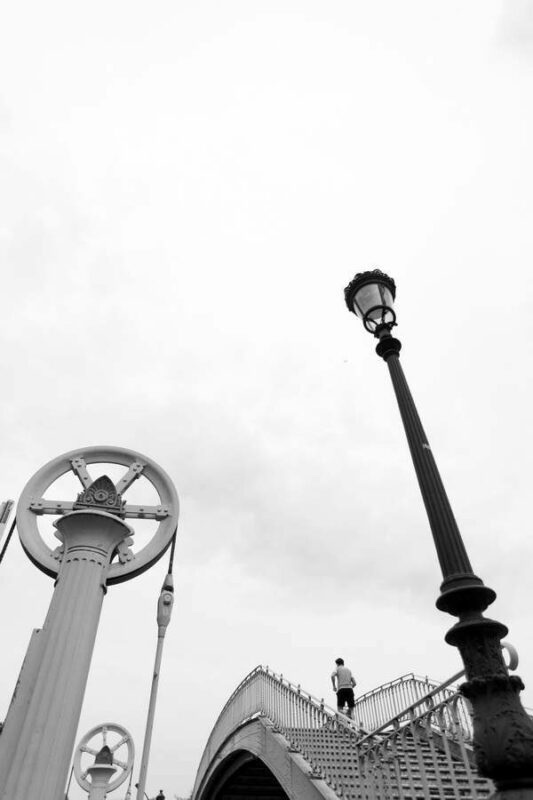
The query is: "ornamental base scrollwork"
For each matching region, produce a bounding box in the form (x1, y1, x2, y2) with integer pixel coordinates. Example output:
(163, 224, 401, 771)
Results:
(460, 674, 533, 788)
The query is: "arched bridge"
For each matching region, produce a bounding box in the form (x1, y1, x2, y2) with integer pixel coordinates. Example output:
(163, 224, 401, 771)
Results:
(192, 666, 494, 800)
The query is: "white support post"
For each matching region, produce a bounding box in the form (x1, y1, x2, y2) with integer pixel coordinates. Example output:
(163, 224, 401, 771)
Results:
(86, 763, 118, 800)
(135, 575, 174, 800)
(0, 511, 131, 800)
(0, 446, 179, 800)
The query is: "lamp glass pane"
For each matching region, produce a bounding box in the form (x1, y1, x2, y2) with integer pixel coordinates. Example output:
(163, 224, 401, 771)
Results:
(353, 283, 382, 318)
(379, 285, 394, 309)
(354, 283, 394, 316)
(353, 281, 395, 331)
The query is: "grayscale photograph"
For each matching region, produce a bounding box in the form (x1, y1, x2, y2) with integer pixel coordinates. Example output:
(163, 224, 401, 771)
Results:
(0, 2, 532, 799)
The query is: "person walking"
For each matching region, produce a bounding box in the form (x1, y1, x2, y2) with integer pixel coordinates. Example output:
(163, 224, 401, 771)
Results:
(331, 657, 356, 719)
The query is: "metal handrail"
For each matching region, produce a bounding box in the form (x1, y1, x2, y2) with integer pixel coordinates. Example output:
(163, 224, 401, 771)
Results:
(354, 671, 438, 704)
(352, 641, 520, 739)
(357, 692, 485, 800)
(350, 672, 461, 734)
(192, 666, 355, 799)
(356, 669, 466, 742)
(192, 665, 488, 800)
(193, 645, 521, 799)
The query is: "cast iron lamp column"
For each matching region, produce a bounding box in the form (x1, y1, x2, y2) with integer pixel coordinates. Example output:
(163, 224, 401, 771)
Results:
(344, 269, 533, 798)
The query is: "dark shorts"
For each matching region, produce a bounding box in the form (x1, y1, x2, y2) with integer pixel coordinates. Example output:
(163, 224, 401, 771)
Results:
(337, 688, 355, 709)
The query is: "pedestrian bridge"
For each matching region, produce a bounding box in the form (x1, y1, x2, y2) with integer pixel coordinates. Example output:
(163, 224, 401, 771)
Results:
(192, 666, 493, 800)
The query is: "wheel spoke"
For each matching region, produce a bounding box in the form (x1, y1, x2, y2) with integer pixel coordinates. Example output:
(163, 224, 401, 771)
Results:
(102, 726, 108, 745)
(111, 735, 129, 752)
(115, 462, 145, 495)
(80, 745, 99, 756)
(114, 757, 128, 770)
(29, 499, 169, 520)
(70, 457, 93, 489)
(123, 504, 169, 520)
(29, 499, 74, 515)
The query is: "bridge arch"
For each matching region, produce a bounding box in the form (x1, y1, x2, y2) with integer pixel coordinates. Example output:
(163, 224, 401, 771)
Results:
(194, 717, 338, 800)
(192, 665, 491, 800)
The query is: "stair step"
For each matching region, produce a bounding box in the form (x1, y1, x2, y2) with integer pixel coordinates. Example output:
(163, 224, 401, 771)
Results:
(279, 724, 493, 799)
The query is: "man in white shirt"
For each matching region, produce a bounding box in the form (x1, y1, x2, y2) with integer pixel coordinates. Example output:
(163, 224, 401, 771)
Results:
(331, 657, 356, 719)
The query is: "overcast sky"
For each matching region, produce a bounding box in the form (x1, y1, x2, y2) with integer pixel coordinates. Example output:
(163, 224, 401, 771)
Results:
(1, 1, 533, 797)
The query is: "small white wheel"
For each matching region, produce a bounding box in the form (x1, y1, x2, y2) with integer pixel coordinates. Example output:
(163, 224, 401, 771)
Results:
(74, 722, 135, 793)
(17, 446, 179, 584)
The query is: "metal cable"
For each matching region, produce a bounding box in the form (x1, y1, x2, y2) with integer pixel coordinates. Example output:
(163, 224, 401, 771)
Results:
(63, 764, 74, 800)
(124, 766, 134, 799)
(0, 518, 16, 565)
(167, 527, 177, 574)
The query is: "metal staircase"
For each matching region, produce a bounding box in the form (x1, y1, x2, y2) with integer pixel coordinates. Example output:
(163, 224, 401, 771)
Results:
(193, 667, 496, 800)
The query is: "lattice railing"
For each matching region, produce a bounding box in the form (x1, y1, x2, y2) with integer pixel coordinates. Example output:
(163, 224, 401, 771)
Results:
(351, 672, 459, 732)
(357, 691, 488, 800)
(192, 666, 491, 800)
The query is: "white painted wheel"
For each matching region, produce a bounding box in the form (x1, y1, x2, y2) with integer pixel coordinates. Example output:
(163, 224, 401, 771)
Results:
(74, 722, 135, 793)
(17, 446, 179, 584)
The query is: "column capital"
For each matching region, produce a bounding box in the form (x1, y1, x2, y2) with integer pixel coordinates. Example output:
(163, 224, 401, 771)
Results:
(54, 511, 132, 569)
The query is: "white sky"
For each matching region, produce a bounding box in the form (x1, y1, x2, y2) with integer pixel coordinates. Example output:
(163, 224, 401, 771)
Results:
(1, 1, 533, 797)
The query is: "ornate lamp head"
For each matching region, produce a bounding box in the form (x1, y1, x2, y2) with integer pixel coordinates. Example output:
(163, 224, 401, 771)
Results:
(344, 269, 397, 335)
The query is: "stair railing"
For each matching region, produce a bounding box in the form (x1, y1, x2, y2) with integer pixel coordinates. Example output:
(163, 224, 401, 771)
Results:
(356, 670, 470, 743)
(193, 650, 519, 800)
(356, 641, 519, 744)
(351, 672, 462, 734)
(193, 665, 357, 799)
(357, 691, 489, 800)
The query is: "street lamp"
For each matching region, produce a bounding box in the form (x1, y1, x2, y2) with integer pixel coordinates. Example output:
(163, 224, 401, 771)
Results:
(344, 269, 533, 796)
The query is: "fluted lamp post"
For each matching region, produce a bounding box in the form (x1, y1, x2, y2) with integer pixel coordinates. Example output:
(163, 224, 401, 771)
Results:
(344, 269, 533, 798)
